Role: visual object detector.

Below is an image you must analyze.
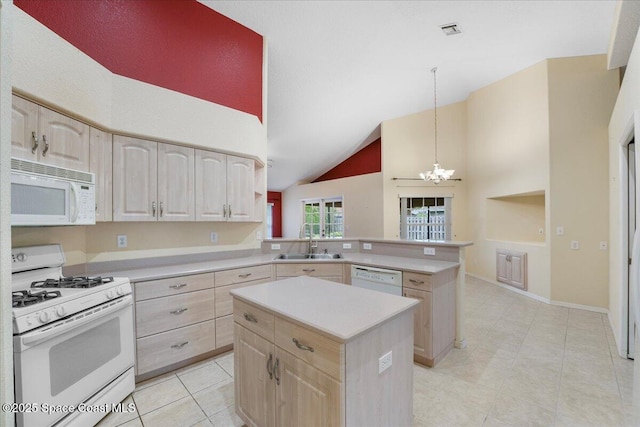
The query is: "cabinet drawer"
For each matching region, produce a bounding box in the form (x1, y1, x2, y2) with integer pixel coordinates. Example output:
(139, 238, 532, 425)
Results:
(216, 314, 234, 347)
(136, 320, 216, 375)
(276, 263, 343, 278)
(136, 289, 214, 338)
(215, 278, 272, 318)
(233, 299, 274, 342)
(215, 264, 272, 287)
(275, 316, 342, 380)
(403, 271, 432, 292)
(134, 273, 214, 301)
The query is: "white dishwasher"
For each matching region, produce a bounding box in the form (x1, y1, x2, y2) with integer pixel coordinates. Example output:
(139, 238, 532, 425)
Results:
(351, 265, 403, 295)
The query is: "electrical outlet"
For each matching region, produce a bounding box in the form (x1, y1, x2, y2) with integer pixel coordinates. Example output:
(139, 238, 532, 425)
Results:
(599, 241, 608, 250)
(363, 243, 372, 250)
(210, 232, 218, 244)
(424, 247, 436, 256)
(271, 243, 281, 250)
(256, 231, 262, 240)
(571, 240, 580, 250)
(556, 226, 564, 236)
(117, 235, 127, 248)
(343, 243, 352, 249)
(378, 351, 392, 374)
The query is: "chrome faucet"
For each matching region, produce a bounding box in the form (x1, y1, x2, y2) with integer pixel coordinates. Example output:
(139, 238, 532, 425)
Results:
(300, 223, 318, 254)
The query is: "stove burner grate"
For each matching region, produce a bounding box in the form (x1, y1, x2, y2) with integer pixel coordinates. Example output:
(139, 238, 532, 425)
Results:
(12, 290, 62, 308)
(31, 276, 114, 289)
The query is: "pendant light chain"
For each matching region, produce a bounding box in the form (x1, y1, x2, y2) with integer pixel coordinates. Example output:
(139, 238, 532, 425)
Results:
(432, 66, 438, 164)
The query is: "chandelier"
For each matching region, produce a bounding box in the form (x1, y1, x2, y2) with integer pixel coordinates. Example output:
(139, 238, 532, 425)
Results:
(419, 67, 454, 184)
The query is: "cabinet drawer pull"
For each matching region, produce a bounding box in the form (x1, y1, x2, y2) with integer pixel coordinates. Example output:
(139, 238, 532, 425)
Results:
(31, 131, 38, 153)
(42, 134, 49, 156)
(274, 357, 280, 385)
(409, 279, 425, 285)
(266, 353, 273, 380)
(169, 283, 187, 289)
(170, 308, 188, 315)
(302, 268, 316, 273)
(244, 313, 258, 323)
(238, 273, 252, 279)
(292, 338, 315, 352)
(171, 341, 189, 349)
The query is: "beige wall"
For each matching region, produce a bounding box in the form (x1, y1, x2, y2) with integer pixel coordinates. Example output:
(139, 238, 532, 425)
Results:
(548, 55, 618, 308)
(10, 8, 267, 267)
(282, 173, 384, 238)
(466, 60, 551, 299)
(609, 28, 640, 353)
(381, 102, 468, 241)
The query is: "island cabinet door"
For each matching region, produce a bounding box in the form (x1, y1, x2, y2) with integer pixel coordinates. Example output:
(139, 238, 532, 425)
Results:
(234, 324, 276, 427)
(275, 348, 342, 427)
(403, 287, 433, 360)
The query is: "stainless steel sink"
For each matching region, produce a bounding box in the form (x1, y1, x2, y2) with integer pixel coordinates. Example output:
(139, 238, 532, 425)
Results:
(275, 253, 342, 260)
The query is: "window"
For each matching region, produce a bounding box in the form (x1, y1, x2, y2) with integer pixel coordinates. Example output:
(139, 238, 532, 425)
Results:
(400, 197, 451, 241)
(266, 203, 274, 239)
(302, 197, 343, 238)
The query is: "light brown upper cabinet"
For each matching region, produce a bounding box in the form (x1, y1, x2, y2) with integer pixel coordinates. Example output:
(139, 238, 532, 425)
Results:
(195, 150, 255, 222)
(89, 128, 113, 222)
(12, 95, 90, 171)
(113, 136, 195, 222)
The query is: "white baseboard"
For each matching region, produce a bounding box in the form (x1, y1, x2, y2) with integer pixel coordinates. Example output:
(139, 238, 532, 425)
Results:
(466, 273, 550, 303)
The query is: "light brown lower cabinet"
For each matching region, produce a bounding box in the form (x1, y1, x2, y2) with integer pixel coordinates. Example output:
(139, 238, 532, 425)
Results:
(403, 269, 457, 367)
(234, 324, 341, 427)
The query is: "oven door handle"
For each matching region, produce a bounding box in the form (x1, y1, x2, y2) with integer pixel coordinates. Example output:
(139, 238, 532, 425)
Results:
(20, 295, 133, 348)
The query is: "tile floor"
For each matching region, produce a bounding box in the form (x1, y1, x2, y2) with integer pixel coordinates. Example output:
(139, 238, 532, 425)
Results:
(98, 275, 635, 427)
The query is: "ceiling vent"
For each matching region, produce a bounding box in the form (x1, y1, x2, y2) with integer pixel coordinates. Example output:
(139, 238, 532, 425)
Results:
(440, 23, 462, 36)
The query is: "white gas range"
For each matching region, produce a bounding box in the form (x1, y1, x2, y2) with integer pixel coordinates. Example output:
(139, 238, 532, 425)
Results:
(11, 245, 135, 427)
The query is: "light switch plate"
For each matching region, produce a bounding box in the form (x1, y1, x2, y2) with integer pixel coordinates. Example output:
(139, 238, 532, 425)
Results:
(556, 226, 564, 236)
(599, 241, 608, 250)
(363, 243, 372, 250)
(571, 240, 580, 250)
(271, 243, 281, 250)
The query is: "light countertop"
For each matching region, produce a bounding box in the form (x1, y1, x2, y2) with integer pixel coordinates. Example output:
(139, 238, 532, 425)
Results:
(105, 252, 459, 282)
(231, 276, 419, 342)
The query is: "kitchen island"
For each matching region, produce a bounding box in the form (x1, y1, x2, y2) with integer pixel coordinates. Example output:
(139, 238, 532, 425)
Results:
(231, 276, 419, 427)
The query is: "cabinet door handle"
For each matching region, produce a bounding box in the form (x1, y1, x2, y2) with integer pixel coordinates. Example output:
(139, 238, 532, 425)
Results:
(243, 313, 258, 323)
(302, 268, 316, 273)
(152, 201, 157, 217)
(31, 131, 38, 153)
(229, 205, 232, 218)
(266, 353, 273, 380)
(223, 204, 227, 218)
(160, 202, 164, 217)
(42, 134, 49, 156)
(169, 283, 187, 289)
(171, 341, 189, 349)
(274, 357, 280, 385)
(292, 338, 315, 352)
(409, 279, 424, 285)
(403, 292, 407, 297)
(239, 273, 252, 279)
(170, 308, 188, 315)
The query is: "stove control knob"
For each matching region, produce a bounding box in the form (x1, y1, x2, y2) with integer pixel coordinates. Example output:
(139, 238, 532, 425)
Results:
(117, 287, 125, 296)
(39, 311, 51, 323)
(106, 290, 115, 300)
(56, 306, 66, 317)
(16, 252, 27, 262)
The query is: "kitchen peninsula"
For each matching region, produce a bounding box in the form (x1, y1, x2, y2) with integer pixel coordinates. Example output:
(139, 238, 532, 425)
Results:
(231, 276, 419, 427)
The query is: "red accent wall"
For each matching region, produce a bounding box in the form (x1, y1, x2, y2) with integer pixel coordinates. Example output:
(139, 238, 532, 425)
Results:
(313, 138, 381, 182)
(267, 191, 282, 238)
(15, 0, 263, 121)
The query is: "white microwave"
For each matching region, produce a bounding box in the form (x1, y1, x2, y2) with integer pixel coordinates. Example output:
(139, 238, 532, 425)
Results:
(11, 158, 96, 226)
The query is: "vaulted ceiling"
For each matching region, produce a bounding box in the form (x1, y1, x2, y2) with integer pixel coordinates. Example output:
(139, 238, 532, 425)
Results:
(203, 1, 617, 191)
